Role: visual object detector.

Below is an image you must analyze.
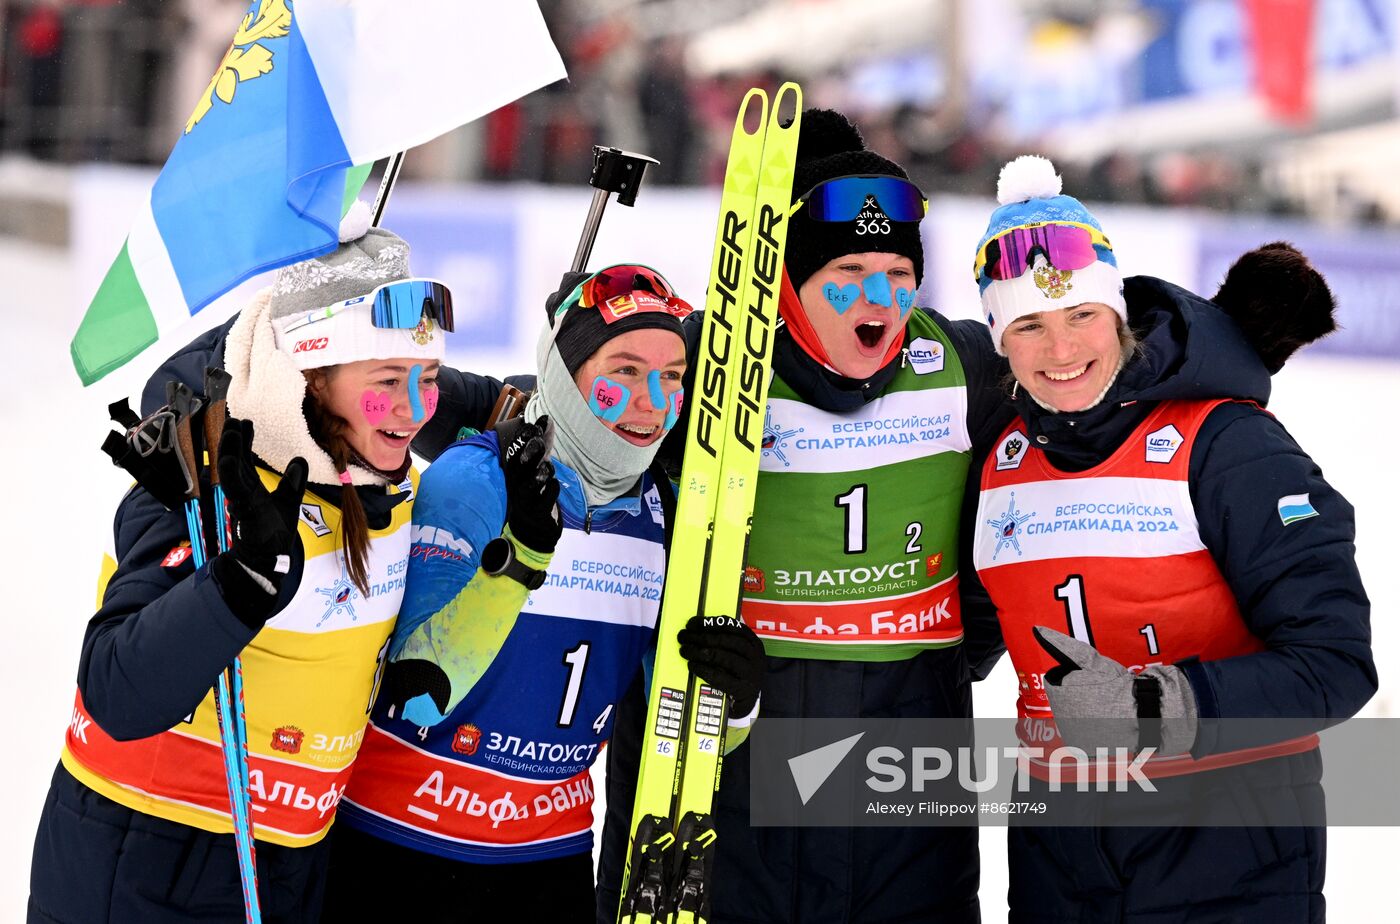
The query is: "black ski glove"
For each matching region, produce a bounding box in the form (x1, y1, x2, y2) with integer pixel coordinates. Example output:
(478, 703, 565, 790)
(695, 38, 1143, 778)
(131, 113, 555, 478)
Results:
(377, 658, 453, 726)
(212, 418, 307, 628)
(497, 414, 561, 553)
(544, 270, 592, 320)
(677, 615, 766, 718)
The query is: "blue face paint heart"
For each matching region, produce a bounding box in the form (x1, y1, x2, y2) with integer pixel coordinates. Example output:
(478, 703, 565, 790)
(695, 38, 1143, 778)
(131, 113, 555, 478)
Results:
(895, 287, 914, 318)
(664, 389, 684, 431)
(862, 272, 893, 307)
(822, 282, 861, 315)
(588, 376, 629, 424)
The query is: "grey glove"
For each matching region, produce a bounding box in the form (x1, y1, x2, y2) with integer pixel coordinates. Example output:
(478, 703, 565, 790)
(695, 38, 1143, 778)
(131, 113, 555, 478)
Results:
(1034, 627, 1199, 757)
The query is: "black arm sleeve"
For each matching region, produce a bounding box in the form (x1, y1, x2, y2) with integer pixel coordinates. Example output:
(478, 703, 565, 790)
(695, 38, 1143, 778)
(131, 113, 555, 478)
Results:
(76, 487, 295, 740)
(958, 443, 1006, 682)
(1182, 403, 1376, 757)
(596, 667, 646, 923)
(934, 312, 1015, 458)
(410, 365, 537, 462)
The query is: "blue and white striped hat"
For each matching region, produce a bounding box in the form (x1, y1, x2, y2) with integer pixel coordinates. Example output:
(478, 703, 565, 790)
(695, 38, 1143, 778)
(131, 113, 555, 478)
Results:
(975, 156, 1126, 353)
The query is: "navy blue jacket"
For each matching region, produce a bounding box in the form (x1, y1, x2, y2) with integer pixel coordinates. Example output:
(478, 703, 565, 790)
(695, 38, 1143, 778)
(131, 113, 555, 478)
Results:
(81, 488, 267, 741)
(30, 334, 413, 924)
(91, 322, 417, 736)
(88, 329, 423, 737)
(1008, 275, 1376, 755)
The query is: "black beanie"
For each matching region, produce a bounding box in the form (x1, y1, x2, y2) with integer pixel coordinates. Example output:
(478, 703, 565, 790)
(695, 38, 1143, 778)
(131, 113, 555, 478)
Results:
(553, 270, 687, 375)
(785, 109, 925, 294)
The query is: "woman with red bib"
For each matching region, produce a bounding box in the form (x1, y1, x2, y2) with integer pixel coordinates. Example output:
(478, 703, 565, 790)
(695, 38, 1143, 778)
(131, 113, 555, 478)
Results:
(969, 156, 1375, 923)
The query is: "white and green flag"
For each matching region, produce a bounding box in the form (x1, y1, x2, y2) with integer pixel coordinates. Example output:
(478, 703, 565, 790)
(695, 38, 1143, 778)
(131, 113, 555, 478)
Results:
(72, 0, 565, 385)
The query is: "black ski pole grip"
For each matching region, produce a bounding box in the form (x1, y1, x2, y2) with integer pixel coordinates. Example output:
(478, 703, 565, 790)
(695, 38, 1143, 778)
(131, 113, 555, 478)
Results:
(108, 398, 142, 430)
(203, 368, 232, 487)
(570, 146, 660, 273)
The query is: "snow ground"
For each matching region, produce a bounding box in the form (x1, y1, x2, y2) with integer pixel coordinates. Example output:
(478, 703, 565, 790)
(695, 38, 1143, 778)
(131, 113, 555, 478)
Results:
(2, 238, 1395, 921)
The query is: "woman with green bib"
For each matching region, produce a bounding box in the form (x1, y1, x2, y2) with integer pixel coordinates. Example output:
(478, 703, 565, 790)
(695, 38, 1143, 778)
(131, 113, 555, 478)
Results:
(593, 108, 1012, 924)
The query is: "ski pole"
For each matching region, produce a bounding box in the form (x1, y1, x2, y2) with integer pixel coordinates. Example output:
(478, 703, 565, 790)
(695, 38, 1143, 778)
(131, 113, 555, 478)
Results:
(203, 368, 250, 796)
(570, 146, 660, 273)
(370, 151, 405, 228)
(202, 368, 260, 903)
(101, 389, 260, 921)
(203, 370, 233, 555)
(170, 381, 262, 924)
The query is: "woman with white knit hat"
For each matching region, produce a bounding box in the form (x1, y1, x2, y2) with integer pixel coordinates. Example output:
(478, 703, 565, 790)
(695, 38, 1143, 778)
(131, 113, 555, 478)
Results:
(30, 205, 452, 924)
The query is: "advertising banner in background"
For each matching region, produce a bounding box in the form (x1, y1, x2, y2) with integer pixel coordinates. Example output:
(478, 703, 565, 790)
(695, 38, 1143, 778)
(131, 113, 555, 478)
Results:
(1197, 220, 1400, 360)
(380, 189, 520, 362)
(69, 172, 1398, 395)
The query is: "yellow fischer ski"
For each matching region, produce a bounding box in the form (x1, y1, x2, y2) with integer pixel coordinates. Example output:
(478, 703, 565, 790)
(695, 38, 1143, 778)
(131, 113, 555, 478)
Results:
(619, 82, 802, 924)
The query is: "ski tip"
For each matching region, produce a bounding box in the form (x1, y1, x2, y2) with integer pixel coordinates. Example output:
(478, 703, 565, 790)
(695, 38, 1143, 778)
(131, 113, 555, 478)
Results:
(737, 88, 768, 137)
(774, 83, 803, 129)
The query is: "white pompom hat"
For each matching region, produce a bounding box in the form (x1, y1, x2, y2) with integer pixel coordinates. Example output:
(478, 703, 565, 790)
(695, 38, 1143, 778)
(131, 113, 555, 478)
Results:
(975, 156, 1126, 354)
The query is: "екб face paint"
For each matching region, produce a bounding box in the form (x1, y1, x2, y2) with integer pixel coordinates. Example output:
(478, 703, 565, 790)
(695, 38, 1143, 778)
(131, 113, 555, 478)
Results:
(798, 253, 918, 380)
(588, 375, 630, 423)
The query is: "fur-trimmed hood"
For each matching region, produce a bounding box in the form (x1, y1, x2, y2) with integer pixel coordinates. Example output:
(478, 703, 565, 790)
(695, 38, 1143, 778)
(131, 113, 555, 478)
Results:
(223, 288, 395, 488)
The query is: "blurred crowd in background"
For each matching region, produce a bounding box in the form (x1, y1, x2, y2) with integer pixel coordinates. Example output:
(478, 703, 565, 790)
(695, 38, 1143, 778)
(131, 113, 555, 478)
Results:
(3, 0, 1396, 225)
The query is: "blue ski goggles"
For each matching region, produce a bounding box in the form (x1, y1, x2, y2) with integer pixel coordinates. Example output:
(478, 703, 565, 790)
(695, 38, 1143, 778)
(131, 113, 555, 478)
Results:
(281, 278, 455, 334)
(789, 175, 928, 222)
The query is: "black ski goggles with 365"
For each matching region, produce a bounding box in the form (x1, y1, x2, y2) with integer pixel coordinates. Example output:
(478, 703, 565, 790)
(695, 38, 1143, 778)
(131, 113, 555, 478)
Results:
(788, 175, 928, 222)
(280, 278, 455, 335)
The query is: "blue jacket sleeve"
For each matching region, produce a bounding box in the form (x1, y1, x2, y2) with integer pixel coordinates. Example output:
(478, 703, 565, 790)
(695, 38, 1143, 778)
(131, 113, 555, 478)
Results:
(77, 487, 285, 741)
(390, 443, 506, 655)
(1181, 403, 1376, 757)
